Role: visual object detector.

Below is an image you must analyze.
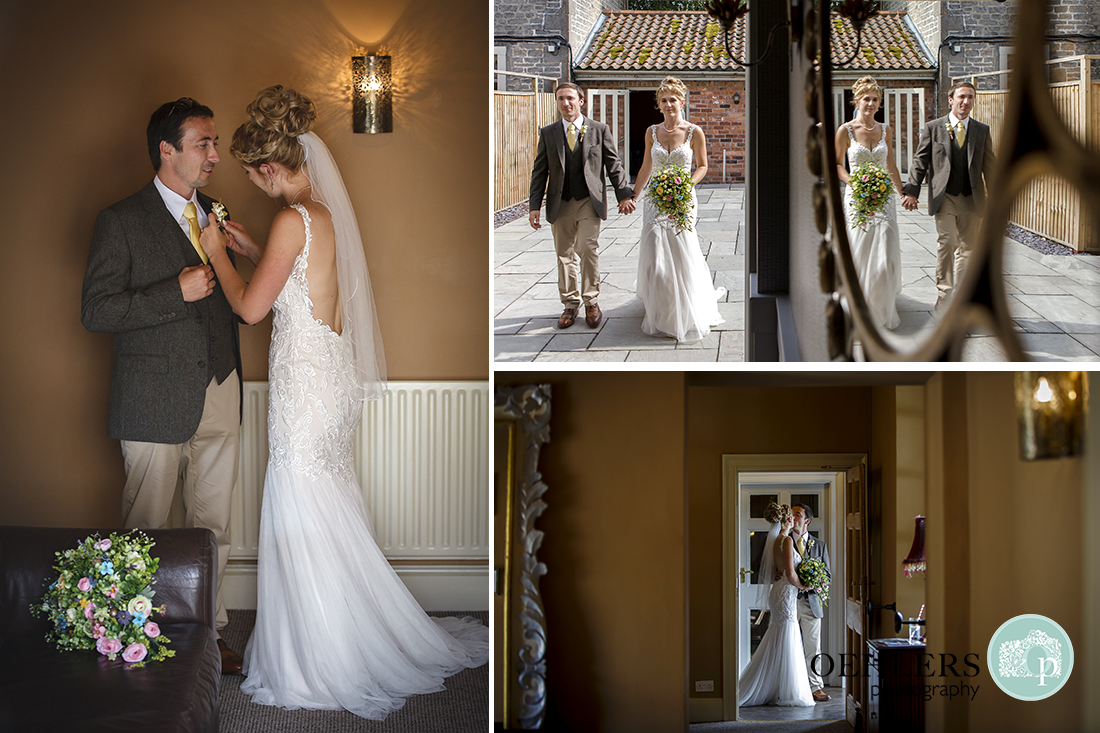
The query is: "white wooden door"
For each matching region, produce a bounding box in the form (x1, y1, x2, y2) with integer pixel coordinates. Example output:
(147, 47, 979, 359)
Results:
(585, 89, 630, 174)
(737, 481, 829, 675)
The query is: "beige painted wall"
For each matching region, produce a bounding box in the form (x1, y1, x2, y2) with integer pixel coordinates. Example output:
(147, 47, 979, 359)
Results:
(870, 385, 927, 637)
(0, 0, 488, 526)
(925, 372, 1085, 732)
(496, 372, 688, 733)
(686, 385, 874, 703)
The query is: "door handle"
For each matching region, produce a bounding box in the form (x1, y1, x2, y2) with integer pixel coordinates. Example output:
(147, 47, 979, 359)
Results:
(740, 567, 753, 584)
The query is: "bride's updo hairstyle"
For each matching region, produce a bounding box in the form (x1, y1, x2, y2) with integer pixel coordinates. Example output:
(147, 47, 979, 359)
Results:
(655, 75, 688, 109)
(762, 502, 791, 526)
(231, 85, 317, 171)
(850, 75, 883, 105)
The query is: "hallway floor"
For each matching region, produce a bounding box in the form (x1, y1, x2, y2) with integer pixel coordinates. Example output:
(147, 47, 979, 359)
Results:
(690, 685, 851, 732)
(494, 185, 1100, 361)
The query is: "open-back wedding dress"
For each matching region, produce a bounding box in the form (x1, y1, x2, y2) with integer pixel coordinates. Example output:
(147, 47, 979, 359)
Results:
(737, 525, 814, 707)
(240, 134, 488, 720)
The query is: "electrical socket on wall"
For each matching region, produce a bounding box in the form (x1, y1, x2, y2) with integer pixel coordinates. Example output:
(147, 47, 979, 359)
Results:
(695, 680, 715, 693)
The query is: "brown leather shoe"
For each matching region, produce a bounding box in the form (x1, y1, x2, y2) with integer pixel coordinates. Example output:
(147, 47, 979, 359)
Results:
(218, 638, 243, 675)
(584, 302, 602, 328)
(812, 689, 831, 702)
(558, 307, 577, 328)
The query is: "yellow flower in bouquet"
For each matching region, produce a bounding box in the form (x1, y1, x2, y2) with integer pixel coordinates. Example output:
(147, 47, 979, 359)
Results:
(848, 161, 894, 230)
(647, 165, 694, 232)
(796, 557, 830, 607)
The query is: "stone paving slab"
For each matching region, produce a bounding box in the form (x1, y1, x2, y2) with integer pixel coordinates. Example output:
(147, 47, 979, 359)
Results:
(494, 184, 1100, 362)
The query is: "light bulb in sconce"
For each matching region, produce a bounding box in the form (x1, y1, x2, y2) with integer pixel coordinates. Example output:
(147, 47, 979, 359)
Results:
(1015, 372, 1087, 460)
(352, 55, 392, 134)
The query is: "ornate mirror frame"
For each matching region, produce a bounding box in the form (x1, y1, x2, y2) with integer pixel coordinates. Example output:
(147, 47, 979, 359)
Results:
(494, 384, 550, 729)
(807, 0, 1100, 360)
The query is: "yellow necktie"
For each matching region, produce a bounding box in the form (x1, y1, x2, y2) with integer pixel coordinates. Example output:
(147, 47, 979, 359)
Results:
(183, 202, 209, 264)
(798, 535, 806, 557)
(567, 122, 577, 152)
(955, 120, 965, 148)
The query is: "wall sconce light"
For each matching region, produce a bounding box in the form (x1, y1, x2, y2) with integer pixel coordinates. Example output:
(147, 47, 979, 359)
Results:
(352, 55, 392, 134)
(733, 92, 741, 104)
(1015, 372, 1087, 460)
(902, 515, 925, 577)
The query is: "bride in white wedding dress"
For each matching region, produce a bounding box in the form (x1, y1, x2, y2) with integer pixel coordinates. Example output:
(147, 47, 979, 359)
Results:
(632, 76, 725, 343)
(200, 86, 488, 719)
(738, 503, 814, 708)
(835, 76, 905, 331)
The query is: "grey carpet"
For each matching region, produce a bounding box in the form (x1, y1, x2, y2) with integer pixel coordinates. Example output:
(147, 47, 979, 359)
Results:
(218, 609, 488, 733)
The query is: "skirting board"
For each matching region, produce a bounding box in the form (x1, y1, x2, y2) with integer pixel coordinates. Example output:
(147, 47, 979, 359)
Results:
(223, 562, 489, 612)
(689, 697, 724, 724)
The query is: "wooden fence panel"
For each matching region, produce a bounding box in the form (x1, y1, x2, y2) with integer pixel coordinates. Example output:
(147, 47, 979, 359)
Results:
(976, 81, 1100, 251)
(494, 92, 556, 213)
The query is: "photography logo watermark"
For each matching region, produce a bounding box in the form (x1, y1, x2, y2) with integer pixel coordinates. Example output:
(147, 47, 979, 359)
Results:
(988, 615, 1073, 701)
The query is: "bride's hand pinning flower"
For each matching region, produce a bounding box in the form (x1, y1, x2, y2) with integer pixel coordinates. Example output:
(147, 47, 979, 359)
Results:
(200, 220, 228, 259)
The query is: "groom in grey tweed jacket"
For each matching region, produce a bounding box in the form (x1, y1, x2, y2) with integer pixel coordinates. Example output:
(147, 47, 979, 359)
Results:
(792, 503, 831, 701)
(81, 98, 243, 673)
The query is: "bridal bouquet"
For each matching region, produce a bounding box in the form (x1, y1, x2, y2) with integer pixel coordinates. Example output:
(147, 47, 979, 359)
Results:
(648, 165, 694, 232)
(797, 558, 830, 608)
(31, 530, 174, 667)
(848, 161, 893, 230)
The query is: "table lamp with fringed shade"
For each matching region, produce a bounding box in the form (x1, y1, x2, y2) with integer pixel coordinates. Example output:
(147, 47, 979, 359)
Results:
(902, 515, 925, 578)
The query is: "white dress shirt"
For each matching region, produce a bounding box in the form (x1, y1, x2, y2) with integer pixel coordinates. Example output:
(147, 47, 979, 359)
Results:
(562, 115, 585, 139)
(153, 175, 209, 239)
(948, 112, 970, 137)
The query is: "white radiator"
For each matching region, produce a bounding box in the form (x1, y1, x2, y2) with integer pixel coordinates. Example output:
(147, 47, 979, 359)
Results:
(219, 380, 490, 611)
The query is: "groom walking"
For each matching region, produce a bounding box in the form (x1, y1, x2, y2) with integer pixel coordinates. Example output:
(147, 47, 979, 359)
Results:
(81, 97, 244, 674)
(901, 81, 996, 307)
(792, 503, 831, 703)
(529, 82, 635, 329)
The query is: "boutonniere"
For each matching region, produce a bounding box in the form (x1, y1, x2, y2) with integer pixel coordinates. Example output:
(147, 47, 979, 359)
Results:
(806, 536, 815, 550)
(210, 200, 229, 233)
(945, 121, 956, 141)
(578, 123, 589, 143)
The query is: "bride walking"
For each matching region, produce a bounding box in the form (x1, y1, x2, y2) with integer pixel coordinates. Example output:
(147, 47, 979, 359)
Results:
(835, 75, 904, 330)
(200, 85, 488, 719)
(632, 76, 725, 342)
(738, 502, 815, 707)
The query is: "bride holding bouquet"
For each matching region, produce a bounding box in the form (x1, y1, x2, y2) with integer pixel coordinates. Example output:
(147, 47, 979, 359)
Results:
(835, 75, 905, 330)
(632, 76, 725, 342)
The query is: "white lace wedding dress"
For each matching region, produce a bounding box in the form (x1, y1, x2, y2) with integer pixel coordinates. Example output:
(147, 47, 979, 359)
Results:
(240, 204, 489, 719)
(843, 123, 902, 330)
(738, 545, 815, 707)
(636, 124, 725, 342)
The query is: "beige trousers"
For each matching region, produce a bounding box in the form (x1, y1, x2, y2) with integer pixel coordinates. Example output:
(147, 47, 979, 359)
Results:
(121, 371, 240, 631)
(551, 197, 602, 307)
(934, 193, 982, 296)
(797, 597, 824, 690)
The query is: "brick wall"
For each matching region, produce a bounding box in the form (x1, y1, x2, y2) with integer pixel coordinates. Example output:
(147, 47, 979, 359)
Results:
(582, 78, 748, 184)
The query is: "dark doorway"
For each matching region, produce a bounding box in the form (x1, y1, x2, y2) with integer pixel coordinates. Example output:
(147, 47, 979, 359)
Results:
(628, 89, 663, 179)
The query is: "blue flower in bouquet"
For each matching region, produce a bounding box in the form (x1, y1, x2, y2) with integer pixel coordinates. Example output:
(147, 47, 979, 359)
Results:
(848, 161, 894, 230)
(31, 530, 175, 667)
(647, 164, 695, 232)
(796, 557, 830, 608)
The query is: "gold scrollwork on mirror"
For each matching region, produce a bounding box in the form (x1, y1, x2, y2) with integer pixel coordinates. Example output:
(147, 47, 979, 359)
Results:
(495, 384, 550, 730)
(810, 0, 1100, 360)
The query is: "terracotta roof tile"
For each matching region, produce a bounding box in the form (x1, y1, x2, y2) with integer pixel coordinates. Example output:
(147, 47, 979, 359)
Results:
(576, 10, 933, 72)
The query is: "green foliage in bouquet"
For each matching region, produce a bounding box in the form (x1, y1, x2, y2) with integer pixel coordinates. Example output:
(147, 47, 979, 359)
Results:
(797, 557, 830, 608)
(848, 161, 893, 230)
(31, 530, 175, 667)
(648, 164, 695, 232)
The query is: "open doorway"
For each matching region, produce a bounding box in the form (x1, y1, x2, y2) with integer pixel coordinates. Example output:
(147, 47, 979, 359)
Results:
(722, 454, 866, 724)
(628, 89, 663, 179)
